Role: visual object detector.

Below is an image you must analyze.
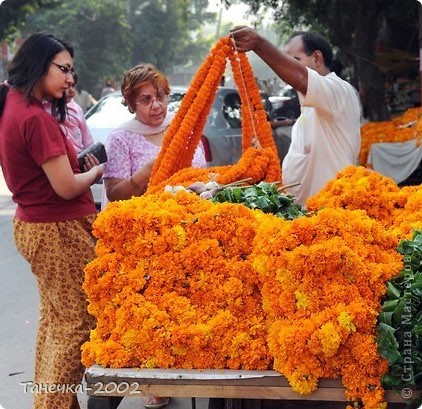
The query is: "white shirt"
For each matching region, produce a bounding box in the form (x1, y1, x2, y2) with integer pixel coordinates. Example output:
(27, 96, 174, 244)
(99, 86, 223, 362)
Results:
(282, 68, 361, 207)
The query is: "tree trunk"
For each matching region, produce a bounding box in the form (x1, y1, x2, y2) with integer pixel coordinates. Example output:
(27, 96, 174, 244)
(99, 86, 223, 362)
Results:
(419, 4, 422, 107)
(353, 0, 390, 121)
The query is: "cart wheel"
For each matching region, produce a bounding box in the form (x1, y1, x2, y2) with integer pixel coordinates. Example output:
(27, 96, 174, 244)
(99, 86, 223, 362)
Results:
(87, 396, 123, 409)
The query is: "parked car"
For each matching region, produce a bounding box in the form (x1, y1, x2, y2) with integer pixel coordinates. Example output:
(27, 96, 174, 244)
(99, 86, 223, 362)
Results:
(268, 85, 301, 120)
(86, 86, 292, 207)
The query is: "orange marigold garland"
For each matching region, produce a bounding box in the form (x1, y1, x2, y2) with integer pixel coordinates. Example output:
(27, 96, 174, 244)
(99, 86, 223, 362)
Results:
(146, 146, 279, 195)
(147, 35, 281, 192)
(149, 37, 231, 186)
(229, 51, 275, 152)
(306, 165, 422, 241)
(252, 208, 402, 408)
(82, 191, 271, 370)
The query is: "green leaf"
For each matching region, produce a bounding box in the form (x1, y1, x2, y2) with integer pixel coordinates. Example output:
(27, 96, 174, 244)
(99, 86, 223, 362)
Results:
(387, 281, 402, 299)
(382, 299, 399, 312)
(377, 322, 401, 365)
(379, 311, 394, 326)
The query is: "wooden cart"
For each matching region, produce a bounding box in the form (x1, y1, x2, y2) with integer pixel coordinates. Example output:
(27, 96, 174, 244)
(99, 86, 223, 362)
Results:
(85, 365, 414, 409)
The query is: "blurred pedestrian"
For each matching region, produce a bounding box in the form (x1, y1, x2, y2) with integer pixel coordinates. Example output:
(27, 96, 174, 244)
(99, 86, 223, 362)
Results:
(0, 32, 102, 409)
(74, 85, 96, 113)
(44, 72, 94, 153)
(100, 79, 115, 98)
(231, 27, 361, 207)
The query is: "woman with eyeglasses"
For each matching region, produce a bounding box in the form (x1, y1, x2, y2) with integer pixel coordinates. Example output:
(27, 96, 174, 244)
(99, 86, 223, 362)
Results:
(102, 63, 206, 211)
(0, 32, 103, 409)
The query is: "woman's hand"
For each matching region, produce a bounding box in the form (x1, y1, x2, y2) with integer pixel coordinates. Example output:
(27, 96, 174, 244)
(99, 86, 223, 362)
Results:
(105, 159, 156, 202)
(82, 153, 100, 172)
(42, 154, 103, 200)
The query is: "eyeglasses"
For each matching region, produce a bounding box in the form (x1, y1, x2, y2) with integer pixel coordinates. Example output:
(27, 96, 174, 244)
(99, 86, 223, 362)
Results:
(136, 90, 168, 107)
(50, 62, 75, 77)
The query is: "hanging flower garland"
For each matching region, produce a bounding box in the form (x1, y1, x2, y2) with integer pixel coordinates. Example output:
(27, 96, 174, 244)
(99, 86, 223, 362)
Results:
(149, 37, 231, 187)
(229, 50, 275, 151)
(147, 35, 281, 192)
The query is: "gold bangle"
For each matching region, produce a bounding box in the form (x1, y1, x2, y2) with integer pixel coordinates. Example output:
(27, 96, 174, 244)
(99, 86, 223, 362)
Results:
(129, 175, 141, 189)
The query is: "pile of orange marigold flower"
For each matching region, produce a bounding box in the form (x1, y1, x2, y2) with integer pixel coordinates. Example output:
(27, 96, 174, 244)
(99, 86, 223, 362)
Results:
(81, 35, 422, 409)
(307, 165, 422, 240)
(359, 107, 422, 167)
(82, 192, 272, 370)
(82, 167, 422, 409)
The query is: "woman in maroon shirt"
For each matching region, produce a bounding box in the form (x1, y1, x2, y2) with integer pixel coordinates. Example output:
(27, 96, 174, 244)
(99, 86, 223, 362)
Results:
(0, 32, 102, 409)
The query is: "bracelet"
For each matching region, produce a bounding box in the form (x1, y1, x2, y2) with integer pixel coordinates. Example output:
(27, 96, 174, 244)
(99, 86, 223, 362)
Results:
(129, 175, 141, 189)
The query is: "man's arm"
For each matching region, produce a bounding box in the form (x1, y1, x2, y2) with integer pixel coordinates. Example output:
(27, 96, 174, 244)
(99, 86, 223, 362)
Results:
(230, 27, 308, 95)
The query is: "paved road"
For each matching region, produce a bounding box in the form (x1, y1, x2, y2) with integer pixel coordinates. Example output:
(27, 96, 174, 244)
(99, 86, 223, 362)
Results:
(0, 171, 37, 409)
(0, 171, 208, 409)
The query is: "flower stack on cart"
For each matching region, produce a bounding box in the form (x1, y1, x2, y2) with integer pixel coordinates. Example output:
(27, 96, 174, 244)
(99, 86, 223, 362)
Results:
(81, 36, 422, 409)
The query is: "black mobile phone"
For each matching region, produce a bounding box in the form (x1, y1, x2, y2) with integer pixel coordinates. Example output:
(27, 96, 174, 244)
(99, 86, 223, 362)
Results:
(77, 142, 107, 172)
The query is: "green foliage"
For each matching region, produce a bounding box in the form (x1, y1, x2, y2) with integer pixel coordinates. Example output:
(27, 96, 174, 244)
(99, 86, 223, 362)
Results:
(0, 0, 56, 40)
(211, 181, 306, 220)
(377, 230, 422, 399)
(1, 0, 215, 96)
(128, 0, 215, 73)
(21, 0, 131, 95)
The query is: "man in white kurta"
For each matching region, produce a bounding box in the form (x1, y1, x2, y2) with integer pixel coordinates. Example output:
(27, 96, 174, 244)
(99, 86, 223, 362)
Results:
(231, 28, 361, 207)
(282, 67, 361, 205)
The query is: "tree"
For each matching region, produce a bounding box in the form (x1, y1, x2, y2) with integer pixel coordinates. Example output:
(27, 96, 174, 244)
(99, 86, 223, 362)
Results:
(1, 0, 216, 96)
(0, 0, 56, 40)
(228, 0, 420, 121)
(127, 0, 215, 74)
(22, 0, 132, 97)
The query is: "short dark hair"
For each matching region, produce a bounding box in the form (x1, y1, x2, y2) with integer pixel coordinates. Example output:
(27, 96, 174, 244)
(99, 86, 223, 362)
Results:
(287, 31, 333, 70)
(0, 32, 74, 121)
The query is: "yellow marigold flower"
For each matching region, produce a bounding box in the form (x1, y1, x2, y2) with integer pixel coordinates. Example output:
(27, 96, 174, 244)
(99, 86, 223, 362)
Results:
(252, 254, 269, 276)
(171, 225, 187, 250)
(356, 176, 370, 189)
(288, 370, 319, 395)
(338, 311, 356, 333)
(318, 322, 341, 357)
(294, 290, 309, 309)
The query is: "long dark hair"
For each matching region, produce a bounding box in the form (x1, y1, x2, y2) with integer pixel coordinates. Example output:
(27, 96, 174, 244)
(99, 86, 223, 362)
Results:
(0, 32, 74, 122)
